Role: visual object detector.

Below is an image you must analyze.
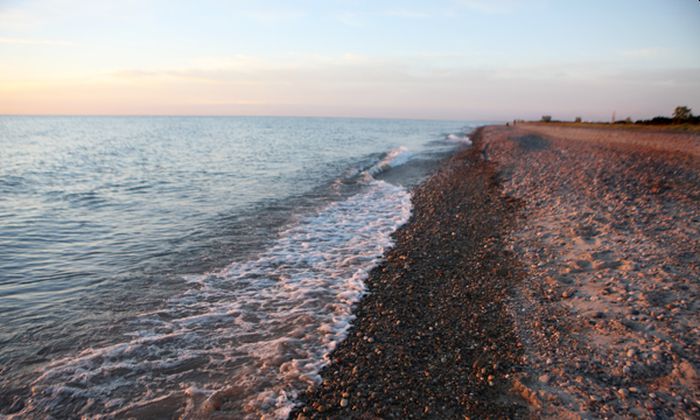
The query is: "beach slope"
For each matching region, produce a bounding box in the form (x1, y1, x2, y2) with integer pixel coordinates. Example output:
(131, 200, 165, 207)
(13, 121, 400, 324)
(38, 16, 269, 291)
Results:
(294, 124, 700, 418)
(488, 124, 700, 417)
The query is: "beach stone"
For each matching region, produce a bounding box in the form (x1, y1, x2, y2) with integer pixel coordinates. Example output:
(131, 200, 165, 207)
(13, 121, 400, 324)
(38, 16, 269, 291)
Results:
(292, 125, 700, 420)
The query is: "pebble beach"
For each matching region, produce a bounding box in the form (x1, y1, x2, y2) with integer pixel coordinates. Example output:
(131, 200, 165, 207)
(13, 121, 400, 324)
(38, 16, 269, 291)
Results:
(293, 124, 700, 418)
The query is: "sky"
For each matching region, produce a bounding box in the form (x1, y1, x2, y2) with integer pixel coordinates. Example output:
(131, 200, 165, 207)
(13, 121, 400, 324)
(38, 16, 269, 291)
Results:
(1, 0, 699, 120)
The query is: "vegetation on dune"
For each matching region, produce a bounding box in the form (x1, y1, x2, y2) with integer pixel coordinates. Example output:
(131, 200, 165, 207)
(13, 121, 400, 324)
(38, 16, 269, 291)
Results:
(528, 106, 700, 131)
(672, 106, 693, 123)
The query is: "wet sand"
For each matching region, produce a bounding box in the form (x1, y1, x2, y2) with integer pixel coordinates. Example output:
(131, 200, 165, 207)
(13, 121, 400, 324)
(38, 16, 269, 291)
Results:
(293, 124, 700, 418)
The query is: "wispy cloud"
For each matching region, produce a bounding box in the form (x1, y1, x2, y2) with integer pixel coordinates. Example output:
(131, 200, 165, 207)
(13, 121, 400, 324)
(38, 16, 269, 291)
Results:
(109, 54, 389, 84)
(0, 37, 75, 46)
(622, 47, 661, 59)
(335, 11, 364, 27)
(456, 0, 524, 14)
(105, 53, 700, 91)
(4, 52, 699, 120)
(384, 9, 433, 19)
(244, 9, 306, 24)
(0, 9, 41, 30)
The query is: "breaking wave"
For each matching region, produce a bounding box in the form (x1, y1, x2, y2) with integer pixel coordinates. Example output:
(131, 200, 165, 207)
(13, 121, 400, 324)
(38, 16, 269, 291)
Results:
(446, 133, 472, 145)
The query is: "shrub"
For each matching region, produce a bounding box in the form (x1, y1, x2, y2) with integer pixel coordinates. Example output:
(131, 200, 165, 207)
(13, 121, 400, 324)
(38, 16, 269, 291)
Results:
(673, 106, 692, 123)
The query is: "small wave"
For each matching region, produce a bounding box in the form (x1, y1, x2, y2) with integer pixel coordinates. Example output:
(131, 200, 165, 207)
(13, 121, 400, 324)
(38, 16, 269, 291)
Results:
(17, 179, 412, 419)
(446, 133, 472, 145)
(0, 175, 26, 188)
(64, 191, 107, 207)
(0, 175, 29, 195)
(366, 146, 414, 176)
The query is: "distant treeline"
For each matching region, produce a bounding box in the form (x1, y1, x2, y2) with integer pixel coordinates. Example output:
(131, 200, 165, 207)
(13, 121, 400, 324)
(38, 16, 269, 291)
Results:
(632, 115, 700, 125)
(537, 106, 700, 126)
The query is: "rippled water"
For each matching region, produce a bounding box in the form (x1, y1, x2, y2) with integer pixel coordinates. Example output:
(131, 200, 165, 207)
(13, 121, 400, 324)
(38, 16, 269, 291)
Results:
(0, 116, 476, 417)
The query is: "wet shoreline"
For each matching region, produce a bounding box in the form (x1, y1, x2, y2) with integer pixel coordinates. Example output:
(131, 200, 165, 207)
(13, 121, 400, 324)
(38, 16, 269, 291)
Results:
(293, 124, 700, 418)
(292, 127, 529, 418)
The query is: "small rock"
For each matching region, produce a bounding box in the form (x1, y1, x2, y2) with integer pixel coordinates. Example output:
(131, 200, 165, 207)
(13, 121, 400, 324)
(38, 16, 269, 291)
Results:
(340, 398, 348, 408)
(538, 374, 551, 384)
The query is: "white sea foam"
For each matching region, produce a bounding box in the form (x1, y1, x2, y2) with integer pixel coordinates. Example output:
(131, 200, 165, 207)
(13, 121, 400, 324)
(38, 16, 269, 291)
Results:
(17, 178, 412, 419)
(446, 133, 472, 145)
(367, 146, 414, 175)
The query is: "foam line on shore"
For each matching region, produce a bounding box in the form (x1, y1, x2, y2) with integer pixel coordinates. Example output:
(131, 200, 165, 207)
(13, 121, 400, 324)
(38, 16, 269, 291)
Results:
(15, 178, 412, 419)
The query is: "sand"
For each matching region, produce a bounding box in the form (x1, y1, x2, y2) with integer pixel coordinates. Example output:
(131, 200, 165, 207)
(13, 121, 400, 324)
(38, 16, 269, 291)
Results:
(293, 124, 700, 418)
(489, 124, 700, 418)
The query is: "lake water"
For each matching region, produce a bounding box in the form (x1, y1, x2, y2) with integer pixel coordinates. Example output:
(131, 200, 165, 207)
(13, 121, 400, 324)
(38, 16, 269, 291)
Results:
(0, 116, 475, 418)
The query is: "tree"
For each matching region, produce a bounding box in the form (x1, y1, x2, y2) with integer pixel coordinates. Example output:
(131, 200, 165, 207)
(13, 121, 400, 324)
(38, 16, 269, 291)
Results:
(673, 106, 692, 122)
(541, 115, 552, 123)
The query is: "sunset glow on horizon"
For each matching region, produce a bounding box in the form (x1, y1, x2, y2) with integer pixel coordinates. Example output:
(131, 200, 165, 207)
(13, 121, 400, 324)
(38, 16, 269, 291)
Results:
(2, 0, 700, 120)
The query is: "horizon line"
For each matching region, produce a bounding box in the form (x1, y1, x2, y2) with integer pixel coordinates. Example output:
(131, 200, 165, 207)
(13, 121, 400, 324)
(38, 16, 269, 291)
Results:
(0, 113, 505, 123)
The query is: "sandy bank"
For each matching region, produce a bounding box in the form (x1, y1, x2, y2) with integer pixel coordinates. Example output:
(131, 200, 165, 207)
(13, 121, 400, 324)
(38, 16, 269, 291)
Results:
(294, 124, 700, 418)
(488, 124, 700, 417)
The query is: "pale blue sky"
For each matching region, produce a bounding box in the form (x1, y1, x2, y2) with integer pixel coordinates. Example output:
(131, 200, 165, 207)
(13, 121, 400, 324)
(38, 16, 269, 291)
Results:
(2, 0, 699, 120)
